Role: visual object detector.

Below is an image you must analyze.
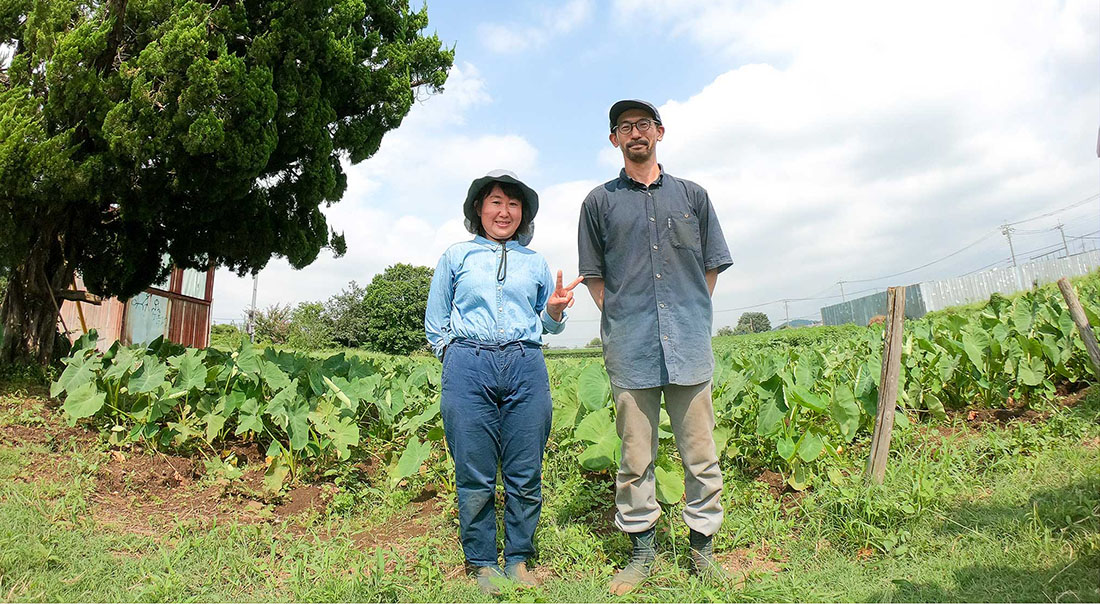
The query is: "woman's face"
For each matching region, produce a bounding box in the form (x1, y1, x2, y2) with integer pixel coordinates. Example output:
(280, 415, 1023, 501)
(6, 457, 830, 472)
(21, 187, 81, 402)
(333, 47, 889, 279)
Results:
(478, 184, 523, 242)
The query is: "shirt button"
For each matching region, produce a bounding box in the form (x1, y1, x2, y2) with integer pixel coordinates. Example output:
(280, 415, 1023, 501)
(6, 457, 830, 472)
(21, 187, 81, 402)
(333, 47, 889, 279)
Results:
(498, 307, 503, 311)
(660, 303, 667, 308)
(684, 213, 690, 218)
(499, 329, 504, 333)
(649, 216, 655, 222)
(652, 245, 658, 250)
(662, 335, 669, 341)
(655, 273, 662, 279)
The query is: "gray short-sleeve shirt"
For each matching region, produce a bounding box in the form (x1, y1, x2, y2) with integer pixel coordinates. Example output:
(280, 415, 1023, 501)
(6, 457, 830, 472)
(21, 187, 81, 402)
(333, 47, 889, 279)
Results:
(578, 166, 733, 389)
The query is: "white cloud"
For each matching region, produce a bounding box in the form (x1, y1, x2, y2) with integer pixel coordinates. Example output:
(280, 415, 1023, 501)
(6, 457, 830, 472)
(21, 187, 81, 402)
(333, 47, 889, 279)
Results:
(478, 0, 594, 53)
(605, 0, 1099, 327)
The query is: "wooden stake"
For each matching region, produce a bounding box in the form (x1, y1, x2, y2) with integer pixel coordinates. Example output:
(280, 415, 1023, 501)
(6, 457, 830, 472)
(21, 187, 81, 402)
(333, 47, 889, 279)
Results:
(1056, 277, 1100, 379)
(867, 286, 906, 484)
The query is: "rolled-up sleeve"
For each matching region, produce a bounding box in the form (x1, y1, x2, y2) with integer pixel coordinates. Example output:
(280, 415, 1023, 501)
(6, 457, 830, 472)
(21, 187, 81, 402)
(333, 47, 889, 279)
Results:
(424, 252, 455, 359)
(577, 195, 605, 278)
(698, 190, 733, 273)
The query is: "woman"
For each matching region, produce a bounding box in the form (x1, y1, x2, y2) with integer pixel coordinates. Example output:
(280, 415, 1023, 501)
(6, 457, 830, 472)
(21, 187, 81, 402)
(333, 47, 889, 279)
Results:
(425, 170, 582, 593)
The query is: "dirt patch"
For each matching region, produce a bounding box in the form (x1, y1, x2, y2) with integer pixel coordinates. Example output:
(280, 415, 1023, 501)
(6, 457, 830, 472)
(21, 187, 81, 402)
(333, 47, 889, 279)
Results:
(275, 485, 327, 517)
(1081, 436, 1100, 449)
(756, 470, 788, 499)
(353, 487, 446, 551)
(960, 406, 1046, 427)
(716, 546, 784, 587)
(219, 440, 267, 466)
(98, 451, 200, 493)
(0, 419, 92, 451)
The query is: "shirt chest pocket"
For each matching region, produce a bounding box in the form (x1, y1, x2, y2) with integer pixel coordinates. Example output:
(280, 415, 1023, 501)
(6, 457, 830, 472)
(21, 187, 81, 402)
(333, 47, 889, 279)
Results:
(668, 212, 701, 252)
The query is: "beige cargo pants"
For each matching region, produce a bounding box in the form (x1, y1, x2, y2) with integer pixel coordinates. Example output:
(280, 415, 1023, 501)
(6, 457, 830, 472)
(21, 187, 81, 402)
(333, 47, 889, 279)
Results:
(611, 380, 724, 536)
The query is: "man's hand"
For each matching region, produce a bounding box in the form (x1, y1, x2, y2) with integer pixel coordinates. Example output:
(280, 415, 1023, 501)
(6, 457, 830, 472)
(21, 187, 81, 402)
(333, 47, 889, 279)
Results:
(584, 277, 605, 311)
(547, 271, 584, 321)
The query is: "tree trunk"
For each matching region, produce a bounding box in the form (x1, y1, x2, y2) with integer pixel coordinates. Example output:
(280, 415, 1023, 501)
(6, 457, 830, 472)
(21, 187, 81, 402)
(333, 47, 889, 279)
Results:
(0, 236, 70, 366)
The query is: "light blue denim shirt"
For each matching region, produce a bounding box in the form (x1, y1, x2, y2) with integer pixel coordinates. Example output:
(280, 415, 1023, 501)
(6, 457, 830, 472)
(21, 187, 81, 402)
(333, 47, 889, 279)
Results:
(425, 236, 567, 359)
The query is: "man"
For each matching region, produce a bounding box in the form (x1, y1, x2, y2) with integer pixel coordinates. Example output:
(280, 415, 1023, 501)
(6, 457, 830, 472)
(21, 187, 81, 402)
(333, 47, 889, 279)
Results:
(577, 99, 733, 595)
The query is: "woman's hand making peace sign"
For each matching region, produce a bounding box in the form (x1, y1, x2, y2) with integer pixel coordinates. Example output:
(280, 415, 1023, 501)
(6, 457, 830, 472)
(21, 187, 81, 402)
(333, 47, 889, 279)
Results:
(547, 271, 584, 321)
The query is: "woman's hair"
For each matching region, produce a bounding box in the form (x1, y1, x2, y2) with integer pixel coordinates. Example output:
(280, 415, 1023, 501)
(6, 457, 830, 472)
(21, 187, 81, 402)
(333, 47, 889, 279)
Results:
(473, 181, 533, 240)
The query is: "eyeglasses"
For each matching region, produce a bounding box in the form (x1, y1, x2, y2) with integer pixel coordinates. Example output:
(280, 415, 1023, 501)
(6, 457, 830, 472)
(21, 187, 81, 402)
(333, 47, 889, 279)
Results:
(614, 118, 659, 135)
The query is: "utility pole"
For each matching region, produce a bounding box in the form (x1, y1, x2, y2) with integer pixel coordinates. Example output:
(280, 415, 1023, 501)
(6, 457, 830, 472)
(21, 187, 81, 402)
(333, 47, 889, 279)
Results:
(1001, 223, 1025, 291)
(248, 274, 258, 343)
(1055, 223, 1070, 258)
(784, 299, 790, 329)
(838, 280, 847, 302)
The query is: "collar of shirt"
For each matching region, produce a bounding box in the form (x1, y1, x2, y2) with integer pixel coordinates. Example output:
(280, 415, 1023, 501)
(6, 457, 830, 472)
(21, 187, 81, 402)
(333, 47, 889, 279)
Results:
(618, 163, 666, 190)
(472, 234, 524, 250)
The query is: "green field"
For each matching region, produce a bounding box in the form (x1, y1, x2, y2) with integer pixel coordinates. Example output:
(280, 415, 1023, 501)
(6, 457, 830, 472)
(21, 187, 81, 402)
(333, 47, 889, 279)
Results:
(0, 376, 1097, 602)
(2, 277, 1100, 601)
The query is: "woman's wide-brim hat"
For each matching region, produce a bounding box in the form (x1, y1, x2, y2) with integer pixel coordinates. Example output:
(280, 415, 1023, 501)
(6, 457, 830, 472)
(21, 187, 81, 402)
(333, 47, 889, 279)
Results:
(463, 169, 539, 244)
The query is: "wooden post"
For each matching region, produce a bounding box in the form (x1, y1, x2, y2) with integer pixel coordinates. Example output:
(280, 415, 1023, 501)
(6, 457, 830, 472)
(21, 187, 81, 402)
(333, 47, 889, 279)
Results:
(867, 286, 906, 484)
(1056, 277, 1100, 379)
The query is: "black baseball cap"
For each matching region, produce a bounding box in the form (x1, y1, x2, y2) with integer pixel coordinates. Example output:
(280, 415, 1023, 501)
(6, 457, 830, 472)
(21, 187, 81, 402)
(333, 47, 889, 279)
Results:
(609, 99, 662, 131)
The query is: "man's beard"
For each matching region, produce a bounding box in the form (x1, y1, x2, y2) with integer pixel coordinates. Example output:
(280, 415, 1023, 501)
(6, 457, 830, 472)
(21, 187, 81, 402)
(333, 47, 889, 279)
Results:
(624, 139, 654, 162)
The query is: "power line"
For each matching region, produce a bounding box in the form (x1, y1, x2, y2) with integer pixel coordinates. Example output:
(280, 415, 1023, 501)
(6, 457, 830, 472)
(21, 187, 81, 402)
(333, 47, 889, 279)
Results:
(1004, 193, 1100, 227)
(842, 229, 1001, 284)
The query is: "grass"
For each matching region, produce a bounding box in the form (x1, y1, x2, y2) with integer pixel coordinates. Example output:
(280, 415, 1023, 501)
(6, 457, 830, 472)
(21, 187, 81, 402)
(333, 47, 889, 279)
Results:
(0, 378, 1097, 602)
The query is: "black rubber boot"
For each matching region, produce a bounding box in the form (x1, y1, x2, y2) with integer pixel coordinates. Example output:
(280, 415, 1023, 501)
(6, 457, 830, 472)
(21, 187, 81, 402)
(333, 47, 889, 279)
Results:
(609, 527, 656, 595)
(689, 529, 730, 584)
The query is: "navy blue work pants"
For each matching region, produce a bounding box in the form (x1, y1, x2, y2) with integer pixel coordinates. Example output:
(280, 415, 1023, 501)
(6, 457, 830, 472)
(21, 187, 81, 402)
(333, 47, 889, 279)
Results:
(440, 339, 552, 567)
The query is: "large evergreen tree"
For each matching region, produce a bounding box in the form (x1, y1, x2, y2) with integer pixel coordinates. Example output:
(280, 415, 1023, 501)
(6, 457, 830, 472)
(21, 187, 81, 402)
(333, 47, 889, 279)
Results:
(0, 0, 453, 364)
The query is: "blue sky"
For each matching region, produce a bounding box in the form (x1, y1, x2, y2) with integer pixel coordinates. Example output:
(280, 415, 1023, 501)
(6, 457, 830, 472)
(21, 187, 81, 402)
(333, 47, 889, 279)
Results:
(213, 0, 1100, 347)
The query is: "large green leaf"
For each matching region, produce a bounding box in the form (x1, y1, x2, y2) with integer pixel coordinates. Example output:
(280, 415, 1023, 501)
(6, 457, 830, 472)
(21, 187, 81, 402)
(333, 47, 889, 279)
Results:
(173, 350, 209, 393)
(655, 464, 685, 504)
(235, 341, 262, 375)
(129, 356, 168, 394)
(578, 430, 621, 471)
(577, 363, 611, 411)
(234, 398, 265, 435)
(776, 435, 797, 461)
(390, 438, 432, 488)
(797, 430, 824, 462)
(829, 385, 860, 441)
(103, 347, 139, 383)
(50, 358, 95, 398)
(712, 424, 730, 456)
(923, 391, 947, 421)
(1017, 355, 1045, 387)
(787, 385, 826, 413)
(62, 382, 106, 422)
(756, 399, 784, 436)
(203, 411, 227, 443)
(1012, 300, 1033, 334)
(259, 359, 292, 391)
(574, 407, 614, 444)
(265, 381, 309, 450)
(961, 330, 988, 370)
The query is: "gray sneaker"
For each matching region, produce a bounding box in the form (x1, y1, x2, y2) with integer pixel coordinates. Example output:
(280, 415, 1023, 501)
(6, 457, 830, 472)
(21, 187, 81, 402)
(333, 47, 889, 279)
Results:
(472, 564, 507, 595)
(609, 527, 656, 595)
(689, 530, 730, 584)
(504, 560, 538, 587)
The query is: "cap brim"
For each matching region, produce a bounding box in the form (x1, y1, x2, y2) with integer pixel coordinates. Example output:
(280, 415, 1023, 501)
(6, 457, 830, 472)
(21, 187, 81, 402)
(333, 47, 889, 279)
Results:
(609, 100, 660, 130)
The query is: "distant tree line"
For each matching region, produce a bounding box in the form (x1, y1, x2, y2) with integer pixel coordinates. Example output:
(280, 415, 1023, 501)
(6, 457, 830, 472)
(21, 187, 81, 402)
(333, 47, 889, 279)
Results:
(214, 264, 434, 355)
(717, 311, 772, 336)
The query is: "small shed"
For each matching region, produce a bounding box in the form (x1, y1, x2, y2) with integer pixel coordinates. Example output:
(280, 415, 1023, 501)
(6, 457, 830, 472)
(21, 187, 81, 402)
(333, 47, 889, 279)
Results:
(59, 264, 215, 352)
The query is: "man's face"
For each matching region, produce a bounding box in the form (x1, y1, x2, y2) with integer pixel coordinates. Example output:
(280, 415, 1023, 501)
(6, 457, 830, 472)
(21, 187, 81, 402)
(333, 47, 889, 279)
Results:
(609, 108, 664, 163)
